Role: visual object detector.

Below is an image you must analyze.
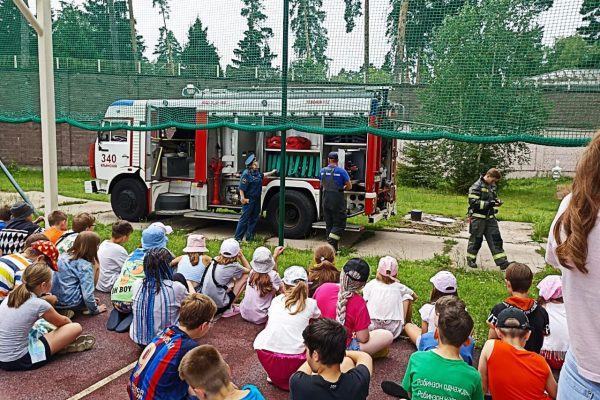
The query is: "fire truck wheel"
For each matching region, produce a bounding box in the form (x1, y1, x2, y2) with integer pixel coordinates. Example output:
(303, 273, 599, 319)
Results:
(266, 190, 316, 239)
(111, 178, 148, 221)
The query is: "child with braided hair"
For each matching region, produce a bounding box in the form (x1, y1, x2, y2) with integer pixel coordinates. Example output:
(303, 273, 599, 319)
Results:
(314, 258, 394, 356)
(130, 248, 188, 346)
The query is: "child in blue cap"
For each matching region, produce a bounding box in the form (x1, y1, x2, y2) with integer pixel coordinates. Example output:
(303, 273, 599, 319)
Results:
(234, 154, 276, 242)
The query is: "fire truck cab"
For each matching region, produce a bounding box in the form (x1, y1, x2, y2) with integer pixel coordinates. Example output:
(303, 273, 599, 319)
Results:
(86, 86, 399, 238)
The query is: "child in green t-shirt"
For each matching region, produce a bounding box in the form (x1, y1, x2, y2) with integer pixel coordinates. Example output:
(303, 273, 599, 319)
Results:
(382, 296, 484, 400)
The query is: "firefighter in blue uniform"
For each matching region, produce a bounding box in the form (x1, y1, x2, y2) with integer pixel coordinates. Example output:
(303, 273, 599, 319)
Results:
(466, 168, 510, 270)
(320, 152, 352, 251)
(234, 154, 276, 242)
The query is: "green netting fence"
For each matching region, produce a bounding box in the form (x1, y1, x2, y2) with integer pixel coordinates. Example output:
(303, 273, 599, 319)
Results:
(1, 0, 599, 146)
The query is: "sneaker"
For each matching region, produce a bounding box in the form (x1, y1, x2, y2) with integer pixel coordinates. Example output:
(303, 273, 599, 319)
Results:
(467, 259, 478, 269)
(59, 335, 96, 354)
(57, 309, 75, 319)
(381, 381, 409, 398)
(221, 305, 241, 318)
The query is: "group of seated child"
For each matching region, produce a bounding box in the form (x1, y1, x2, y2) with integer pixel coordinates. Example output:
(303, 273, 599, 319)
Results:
(0, 207, 570, 400)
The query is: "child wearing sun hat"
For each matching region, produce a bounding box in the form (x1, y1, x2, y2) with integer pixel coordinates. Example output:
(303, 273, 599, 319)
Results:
(240, 246, 285, 324)
(253, 266, 321, 390)
(172, 234, 211, 292)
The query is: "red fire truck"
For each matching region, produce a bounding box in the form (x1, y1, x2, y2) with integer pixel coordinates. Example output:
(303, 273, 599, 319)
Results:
(85, 86, 399, 238)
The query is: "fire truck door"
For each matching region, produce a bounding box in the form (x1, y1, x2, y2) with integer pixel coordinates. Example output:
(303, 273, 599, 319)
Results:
(95, 120, 131, 181)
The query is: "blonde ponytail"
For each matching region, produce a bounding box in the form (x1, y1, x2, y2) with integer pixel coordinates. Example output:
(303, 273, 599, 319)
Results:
(7, 262, 52, 309)
(284, 281, 308, 315)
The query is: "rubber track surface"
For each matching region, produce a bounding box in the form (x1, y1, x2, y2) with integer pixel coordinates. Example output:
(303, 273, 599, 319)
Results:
(1, 292, 419, 399)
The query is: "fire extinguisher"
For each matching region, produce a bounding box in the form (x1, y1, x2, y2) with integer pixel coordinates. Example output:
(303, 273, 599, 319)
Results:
(209, 159, 224, 205)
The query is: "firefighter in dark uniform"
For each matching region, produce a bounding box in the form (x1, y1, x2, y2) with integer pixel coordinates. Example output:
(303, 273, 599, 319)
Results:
(320, 152, 352, 251)
(466, 168, 510, 270)
(234, 154, 276, 242)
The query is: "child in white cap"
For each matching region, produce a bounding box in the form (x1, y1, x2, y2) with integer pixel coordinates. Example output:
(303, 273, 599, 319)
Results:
(201, 238, 250, 317)
(363, 256, 417, 339)
(404, 270, 458, 347)
(240, 246, 285, 324)
(253, 266, 321, 391)
(172, 234, 211, 292)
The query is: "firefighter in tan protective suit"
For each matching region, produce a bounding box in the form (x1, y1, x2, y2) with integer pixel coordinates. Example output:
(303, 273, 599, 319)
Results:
(466, 168, 510, 270)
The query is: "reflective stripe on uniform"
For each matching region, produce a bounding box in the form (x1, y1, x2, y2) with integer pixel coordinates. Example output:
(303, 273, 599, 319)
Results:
(472, 213, 494, 219)
(493, 252, 507, 260)
(468, 194, 479, 199)
(328, 232, 341, 240)
(466, 253, 477, 259)
(480, 201, 485, 210)
(481, 188, 489, 192)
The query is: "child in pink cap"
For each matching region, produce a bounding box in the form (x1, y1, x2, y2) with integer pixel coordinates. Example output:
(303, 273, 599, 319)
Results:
(537, 275, 569, 369)
(363, 256, 417, 339)
(404, 270, 458, 347)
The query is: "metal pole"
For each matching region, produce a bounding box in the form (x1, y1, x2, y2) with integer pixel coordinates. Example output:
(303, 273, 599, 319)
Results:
(0, 159, 34, 209)
(278, 0, 289, 247)
(37, 0, 59, 216)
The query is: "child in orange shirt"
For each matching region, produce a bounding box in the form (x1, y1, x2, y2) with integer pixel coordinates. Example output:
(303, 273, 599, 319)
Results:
(44, 210, 68, 243)
(478, 307, 557, 400)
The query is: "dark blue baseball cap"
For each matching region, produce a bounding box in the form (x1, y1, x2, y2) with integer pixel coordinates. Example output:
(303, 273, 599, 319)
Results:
(245, 154, 256, 166)
(328, 152, 339, 161)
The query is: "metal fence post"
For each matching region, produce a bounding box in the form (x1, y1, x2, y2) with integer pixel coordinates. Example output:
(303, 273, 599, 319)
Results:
(97, 59, 101, 73)
(278, 0, 290, 246)
(13, 55, 18, 69)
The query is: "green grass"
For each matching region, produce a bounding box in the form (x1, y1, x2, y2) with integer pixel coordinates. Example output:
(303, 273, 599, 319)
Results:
(351, 177, 569, 241)
(0, 166, 108, 202)
(92, 222, 560, 345)
(0, 167, 566, 241)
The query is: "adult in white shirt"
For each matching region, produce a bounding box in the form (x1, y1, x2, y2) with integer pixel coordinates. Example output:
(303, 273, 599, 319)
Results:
(546, 131, 600, 398)
(253, 266, 321, 391)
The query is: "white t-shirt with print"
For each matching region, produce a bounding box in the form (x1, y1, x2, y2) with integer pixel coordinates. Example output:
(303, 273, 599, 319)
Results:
(363, 279, 414, 322)
(253, 294, 321, 354)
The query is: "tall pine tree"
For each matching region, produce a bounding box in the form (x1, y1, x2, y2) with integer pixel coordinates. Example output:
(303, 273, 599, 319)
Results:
(181, 17, 220, 69)
(232, 0, 275, 69)
(152, 0, 177, 64)
(577, 0, 600, 43)
(53, 2, 100, 59)
(83, 0, 145, 60)
(153, 26, 182, 64)
(290, 0, 328, 64)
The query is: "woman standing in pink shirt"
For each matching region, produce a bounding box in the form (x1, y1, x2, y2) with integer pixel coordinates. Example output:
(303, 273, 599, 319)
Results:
(546, 131, 600, 398)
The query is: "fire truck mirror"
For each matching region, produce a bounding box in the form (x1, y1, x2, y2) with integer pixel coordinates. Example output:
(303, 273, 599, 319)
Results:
(97, 131, 110, 143)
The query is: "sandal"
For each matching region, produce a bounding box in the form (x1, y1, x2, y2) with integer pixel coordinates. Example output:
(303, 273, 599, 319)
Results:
(221, 305, 241, 318)
(59, 335, 96, 354)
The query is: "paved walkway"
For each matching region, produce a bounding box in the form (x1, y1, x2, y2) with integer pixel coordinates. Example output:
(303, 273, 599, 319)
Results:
(0, 191, 546, 271)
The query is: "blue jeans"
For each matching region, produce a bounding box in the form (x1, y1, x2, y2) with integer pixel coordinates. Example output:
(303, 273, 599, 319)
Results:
(558, 350, 600, 399)
(234, 197, 261, 241)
